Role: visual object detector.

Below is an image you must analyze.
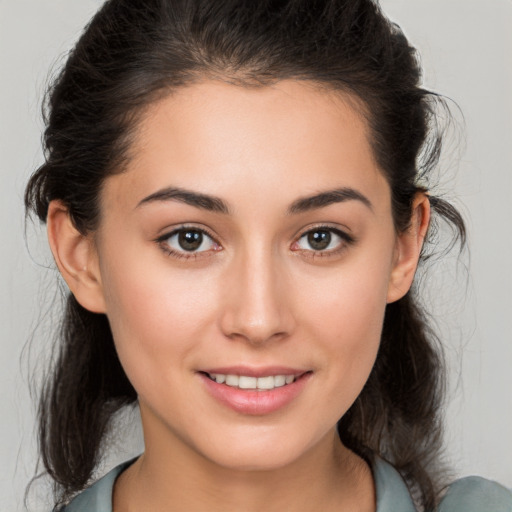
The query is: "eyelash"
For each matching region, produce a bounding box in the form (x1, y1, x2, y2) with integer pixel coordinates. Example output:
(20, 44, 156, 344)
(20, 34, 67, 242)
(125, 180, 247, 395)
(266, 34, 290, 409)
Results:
(156, 225, 220, 261)
(156, 225, 355, 261)
(292, 225, 356, 259)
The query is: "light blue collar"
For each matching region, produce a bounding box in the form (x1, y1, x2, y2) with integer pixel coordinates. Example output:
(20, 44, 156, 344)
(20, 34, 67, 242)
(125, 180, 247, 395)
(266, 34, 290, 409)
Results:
(373, 457, 417, 512)
(64, 456, 416, 511)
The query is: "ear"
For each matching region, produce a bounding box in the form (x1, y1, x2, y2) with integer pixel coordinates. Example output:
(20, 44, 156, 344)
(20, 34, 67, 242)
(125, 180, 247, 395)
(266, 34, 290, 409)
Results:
(386, 193, 430, 304)
(47, 200, 106, 313)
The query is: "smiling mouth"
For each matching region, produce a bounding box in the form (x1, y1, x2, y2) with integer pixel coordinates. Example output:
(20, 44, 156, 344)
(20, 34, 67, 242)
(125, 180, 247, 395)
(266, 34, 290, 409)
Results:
(202, 372, 307, 391)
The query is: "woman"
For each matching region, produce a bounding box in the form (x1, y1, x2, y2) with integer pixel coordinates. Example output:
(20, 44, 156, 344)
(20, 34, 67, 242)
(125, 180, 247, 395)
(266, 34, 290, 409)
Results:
(24, 0, 512, 510)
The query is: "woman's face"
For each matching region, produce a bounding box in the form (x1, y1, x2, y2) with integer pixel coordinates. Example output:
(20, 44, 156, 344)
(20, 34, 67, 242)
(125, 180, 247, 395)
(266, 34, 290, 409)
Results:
(89, 80, 415, 470)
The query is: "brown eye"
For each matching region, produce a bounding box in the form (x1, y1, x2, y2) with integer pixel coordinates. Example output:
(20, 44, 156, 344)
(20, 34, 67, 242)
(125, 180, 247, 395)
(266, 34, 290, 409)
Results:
(161, 228, 218, 254)
(293, 227, 353, 254)
(307, 230, 332, 251)
(178, 230, 204, 251)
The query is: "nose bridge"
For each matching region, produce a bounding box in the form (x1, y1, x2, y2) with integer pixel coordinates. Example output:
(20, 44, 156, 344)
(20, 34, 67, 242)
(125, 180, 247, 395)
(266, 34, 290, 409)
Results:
(220, 241, 293, 344)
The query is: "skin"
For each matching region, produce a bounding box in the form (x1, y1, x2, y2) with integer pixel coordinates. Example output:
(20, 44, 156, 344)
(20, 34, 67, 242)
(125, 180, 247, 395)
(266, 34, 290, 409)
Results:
(47, 79, 429, 511)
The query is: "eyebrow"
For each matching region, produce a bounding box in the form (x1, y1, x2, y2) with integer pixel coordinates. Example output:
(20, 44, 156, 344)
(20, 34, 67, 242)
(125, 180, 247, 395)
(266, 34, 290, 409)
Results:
(287, 187, 373, 214)
(137, 187, 230, 214)
(136, 186, 372, 215)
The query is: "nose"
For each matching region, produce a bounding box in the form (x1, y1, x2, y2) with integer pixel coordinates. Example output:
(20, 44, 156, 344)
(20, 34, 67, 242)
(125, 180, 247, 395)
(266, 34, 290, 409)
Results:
(219, 248, 295, 345)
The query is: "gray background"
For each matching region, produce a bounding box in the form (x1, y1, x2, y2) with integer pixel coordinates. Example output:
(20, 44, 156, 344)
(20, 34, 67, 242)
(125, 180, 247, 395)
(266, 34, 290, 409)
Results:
(1, 1, 511, 510)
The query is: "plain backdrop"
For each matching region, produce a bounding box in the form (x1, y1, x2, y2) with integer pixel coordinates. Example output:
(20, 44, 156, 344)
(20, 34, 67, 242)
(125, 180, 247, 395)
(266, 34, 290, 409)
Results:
(1, 1, 511, 510)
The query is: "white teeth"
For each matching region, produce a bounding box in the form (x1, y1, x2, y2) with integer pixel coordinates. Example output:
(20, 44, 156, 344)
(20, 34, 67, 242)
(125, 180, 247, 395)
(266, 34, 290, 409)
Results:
(274, 375, 286, 387)
(214, 374, 226, 384)
(257, 376, 275, 390)
(209, 373, 297, 390)
(225, 375, 239, 387)
(238, 376, 257, 389)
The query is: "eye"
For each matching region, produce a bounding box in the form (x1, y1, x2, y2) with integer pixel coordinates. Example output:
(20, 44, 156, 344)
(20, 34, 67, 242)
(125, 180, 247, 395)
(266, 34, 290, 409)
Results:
(158, 227, 220, 257)
(292, 227, 354, 254)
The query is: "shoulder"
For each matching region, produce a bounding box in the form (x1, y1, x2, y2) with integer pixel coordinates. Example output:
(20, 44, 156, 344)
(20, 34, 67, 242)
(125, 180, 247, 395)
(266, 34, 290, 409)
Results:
(438, 476, 512, 512)
(58, 459, 136, 512)
(373, 457, 512, 512)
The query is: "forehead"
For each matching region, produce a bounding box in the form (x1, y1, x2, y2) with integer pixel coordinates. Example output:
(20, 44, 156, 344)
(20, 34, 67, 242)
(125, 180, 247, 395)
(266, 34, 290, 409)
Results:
(101, 79, 389, 216)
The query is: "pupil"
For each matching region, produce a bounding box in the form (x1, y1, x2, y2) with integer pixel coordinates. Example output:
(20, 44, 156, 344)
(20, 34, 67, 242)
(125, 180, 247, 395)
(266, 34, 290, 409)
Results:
(178, 230, 203, 251)
(308, 230, 331, 250)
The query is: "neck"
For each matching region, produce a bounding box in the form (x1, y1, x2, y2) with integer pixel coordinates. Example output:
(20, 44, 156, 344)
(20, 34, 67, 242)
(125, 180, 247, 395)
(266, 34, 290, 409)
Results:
(114, 420, 375, 512)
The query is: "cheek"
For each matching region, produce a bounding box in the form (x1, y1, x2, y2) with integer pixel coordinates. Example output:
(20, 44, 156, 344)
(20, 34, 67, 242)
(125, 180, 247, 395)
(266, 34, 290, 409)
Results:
(299, 250, 393, 403)
(304, 250, 392, 339)
(99, 247, 219, 374)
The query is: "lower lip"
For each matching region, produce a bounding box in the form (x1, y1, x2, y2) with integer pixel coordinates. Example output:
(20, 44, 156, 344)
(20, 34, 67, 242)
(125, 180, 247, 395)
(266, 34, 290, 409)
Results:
(198, 373, 311, 415)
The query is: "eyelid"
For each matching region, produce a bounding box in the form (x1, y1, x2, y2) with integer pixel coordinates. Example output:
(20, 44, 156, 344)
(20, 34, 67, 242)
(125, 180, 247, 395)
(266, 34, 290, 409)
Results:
(155, 224, 222, 259)
(294, 223, 354, 242)
(154, 223, 354, 260)
(291, 224, 356, 257)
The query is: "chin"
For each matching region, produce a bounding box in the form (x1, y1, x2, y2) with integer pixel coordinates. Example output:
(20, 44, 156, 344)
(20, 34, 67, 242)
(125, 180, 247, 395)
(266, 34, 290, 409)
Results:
(192, 426, 325, 472)
(205, 450, 302, 473)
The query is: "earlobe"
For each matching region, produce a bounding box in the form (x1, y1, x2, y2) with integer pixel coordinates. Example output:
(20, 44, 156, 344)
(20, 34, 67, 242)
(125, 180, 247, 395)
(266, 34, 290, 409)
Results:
(386, 194, 430, 304)
(47, 201, 106, 313)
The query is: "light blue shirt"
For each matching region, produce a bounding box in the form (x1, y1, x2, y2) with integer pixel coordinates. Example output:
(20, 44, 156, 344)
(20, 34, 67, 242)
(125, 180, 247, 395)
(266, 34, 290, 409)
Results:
(62, 457, 512, 511)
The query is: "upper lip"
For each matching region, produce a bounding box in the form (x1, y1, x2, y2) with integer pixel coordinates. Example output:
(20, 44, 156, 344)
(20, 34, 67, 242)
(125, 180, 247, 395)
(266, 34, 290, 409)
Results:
(199, 366, 309, 378)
